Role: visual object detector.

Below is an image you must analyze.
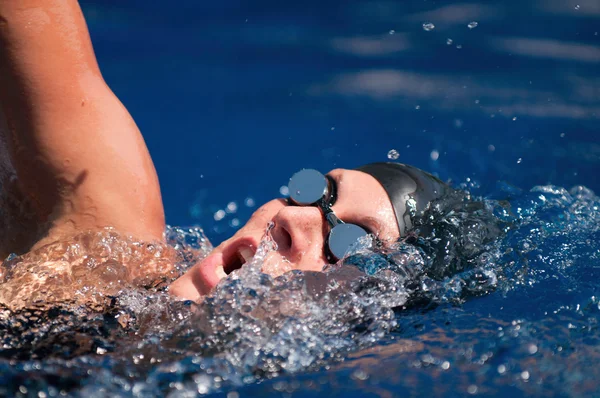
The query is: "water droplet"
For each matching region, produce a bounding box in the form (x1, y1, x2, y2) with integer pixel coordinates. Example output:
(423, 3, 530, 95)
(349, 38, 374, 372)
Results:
(244, 197, 255, 207)
(387, 149, 400, 160)
(468, 21, 479, 29)
(430, 150, 440, 161)
(389, 29, 396, 35)
(422, 22, 435, 31)
(214, 209, 226, 221)
(226, 201, 238, 213)
(446, 38, 453, 45)
(279, 185, 289, 196)
(517, 158, 522, 164)
(351, 369, 369, 380)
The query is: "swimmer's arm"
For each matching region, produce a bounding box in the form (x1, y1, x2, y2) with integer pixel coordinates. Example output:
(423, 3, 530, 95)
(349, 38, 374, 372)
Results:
(0, 0, 165, 252)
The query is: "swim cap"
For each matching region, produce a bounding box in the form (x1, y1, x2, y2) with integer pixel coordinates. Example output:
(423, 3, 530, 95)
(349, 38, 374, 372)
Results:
(356, 162, 451, 236)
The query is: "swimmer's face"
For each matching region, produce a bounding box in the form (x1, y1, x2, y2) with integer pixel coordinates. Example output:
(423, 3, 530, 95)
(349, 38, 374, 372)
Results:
(169, 169, 400, 301)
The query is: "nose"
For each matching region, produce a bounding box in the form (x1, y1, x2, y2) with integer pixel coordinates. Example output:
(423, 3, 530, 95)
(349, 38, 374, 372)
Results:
(271, 206, 329, 268)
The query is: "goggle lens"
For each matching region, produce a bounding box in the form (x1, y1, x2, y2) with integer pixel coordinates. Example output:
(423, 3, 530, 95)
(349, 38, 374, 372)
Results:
(288, 169, 329, 205)
(328, 223, 369, 261)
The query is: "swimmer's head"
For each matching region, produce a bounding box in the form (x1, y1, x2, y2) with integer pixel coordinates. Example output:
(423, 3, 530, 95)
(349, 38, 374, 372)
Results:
(169, 163, 450, 302)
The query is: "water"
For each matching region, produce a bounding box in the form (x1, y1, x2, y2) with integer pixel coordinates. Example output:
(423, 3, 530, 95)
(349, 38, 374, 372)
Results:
(1, 0, 600, 396)
(1, 184, 599, 396)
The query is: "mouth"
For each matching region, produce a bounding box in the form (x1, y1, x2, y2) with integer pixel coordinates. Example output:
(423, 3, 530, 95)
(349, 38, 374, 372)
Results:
(220, 239, 257, 275)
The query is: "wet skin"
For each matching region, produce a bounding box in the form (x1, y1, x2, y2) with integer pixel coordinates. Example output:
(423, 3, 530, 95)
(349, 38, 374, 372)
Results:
(169, 169, 400, 302)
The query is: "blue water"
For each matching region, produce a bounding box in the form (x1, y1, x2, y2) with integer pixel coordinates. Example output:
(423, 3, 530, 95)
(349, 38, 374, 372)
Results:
(1, 0, 599, 396)
(84, 0, 599, 243)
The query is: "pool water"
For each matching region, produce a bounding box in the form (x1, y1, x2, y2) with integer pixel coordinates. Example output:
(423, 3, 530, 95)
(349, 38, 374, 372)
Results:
(1, 0, 600, 396)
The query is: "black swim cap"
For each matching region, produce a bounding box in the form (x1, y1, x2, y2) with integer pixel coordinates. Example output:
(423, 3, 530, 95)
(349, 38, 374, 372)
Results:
(356, 162, 451, 236)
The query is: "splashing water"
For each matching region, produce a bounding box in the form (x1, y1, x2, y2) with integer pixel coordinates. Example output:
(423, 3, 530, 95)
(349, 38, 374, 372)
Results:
(1, 183, 599, 396)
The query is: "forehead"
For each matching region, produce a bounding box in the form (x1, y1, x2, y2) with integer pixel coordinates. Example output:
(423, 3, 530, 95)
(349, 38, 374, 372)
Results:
(326, 168, 400, 240)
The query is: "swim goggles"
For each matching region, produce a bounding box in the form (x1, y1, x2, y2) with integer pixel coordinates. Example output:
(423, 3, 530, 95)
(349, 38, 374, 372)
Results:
(287, 169, 370, 261)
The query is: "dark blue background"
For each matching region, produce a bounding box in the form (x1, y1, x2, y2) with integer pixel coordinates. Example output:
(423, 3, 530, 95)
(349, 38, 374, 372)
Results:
(81, 0, 599, 244)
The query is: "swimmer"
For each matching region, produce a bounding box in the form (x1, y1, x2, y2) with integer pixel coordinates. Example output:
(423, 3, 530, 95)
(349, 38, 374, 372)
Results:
(0, 1, 453, 304)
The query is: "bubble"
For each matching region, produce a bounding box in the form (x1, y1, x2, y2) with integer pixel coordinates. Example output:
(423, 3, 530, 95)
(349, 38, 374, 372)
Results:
(229, 218, 240, 228)
(389, 29, 396, 35)
(512, 117, 518, 121)
(575, 4, 580, 10)
(430, 150, 440, 161)
(521, 371, 530, 380)
(279, 185, 289, 196)
(446, 38, 453, 45)
(497, 364, 507, 374)
(415, 105, 421, 110)
(488, 144, 496, 152)
(468, 21, 479, 29)
(244, 197, 255, 207)
(456, 44, 463, 49)
(441, 361, 450, 370)
(387, 149, 400, 160)
(517, 158, 522, 164)
(560, 133, 565, 138)
(214, 209, 226, 221)
(422, 22, 435, 31)
(467, 385, 478, 394)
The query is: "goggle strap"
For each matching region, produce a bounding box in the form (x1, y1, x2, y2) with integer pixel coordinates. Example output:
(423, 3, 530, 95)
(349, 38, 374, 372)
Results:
(325, 210, 344, 228)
